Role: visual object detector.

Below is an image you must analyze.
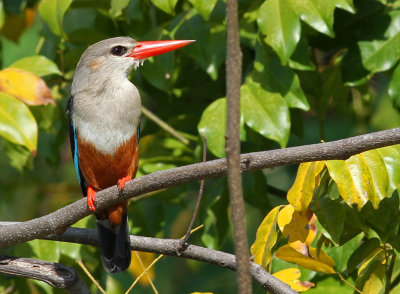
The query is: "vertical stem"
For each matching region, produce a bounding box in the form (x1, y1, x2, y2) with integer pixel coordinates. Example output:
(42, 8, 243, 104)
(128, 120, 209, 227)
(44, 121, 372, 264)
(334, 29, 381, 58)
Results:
(385, 252, 396, 294)
(226, 0, 252, 293)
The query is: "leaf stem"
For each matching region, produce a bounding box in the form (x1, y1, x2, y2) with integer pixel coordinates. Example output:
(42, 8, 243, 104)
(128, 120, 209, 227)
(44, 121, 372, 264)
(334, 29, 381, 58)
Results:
(142, 106, 190, 145)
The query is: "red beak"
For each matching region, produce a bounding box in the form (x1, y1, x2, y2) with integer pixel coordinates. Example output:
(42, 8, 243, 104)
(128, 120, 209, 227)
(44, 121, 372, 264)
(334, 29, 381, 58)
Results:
(127, 40, 195, 60)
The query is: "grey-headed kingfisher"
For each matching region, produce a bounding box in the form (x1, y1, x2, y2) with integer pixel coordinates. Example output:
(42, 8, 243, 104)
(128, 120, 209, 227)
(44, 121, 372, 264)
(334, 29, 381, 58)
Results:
(67, 37, 193, 273)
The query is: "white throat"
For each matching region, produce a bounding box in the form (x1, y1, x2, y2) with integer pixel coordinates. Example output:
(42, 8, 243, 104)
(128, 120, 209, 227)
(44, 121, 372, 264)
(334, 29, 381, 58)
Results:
(72, 75, 141, 155)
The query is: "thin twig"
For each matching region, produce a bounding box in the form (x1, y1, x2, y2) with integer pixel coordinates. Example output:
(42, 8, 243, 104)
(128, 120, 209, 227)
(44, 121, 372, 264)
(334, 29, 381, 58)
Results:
(336, 272, 362, 294)
(180, 132, 207, 247)
(126, 254, 164, 294)
(77, 259, 106, 294)
(385, 252, 396, 294)
(142, 106, 190, 145)
(126, 225, 204, 294)
(134, 251, 158, 294)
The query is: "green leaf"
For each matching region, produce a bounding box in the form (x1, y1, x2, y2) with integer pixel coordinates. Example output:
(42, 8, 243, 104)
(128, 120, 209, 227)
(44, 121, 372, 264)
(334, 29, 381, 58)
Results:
(151, 0, 178, 15)
(201, 181, 230, 249)
(358, 10, 400, 73)
(323, 233, 363, 273)
(0, 93, 37, 153)
(175, 15, 225, 80)
(241, 78, 290, 148)
(257, 0, 300, 64)
(30, 239, 60, 262)
(326, 149, 390, 210)
(376, 145, 400, 194)
(9, 56, 62, 77)
(254, 47, 310, 111)
(290, 0, 347, 37)
(198, 98, 227, 158)
(359, 194, 400, 243)
(288, 36, 316, 71)
(312, 195, 346, 244)
(389, 62, 400, 110)
(0, 1, 5, 30)
(189, 0, 218, 21)
(109, 0, 130, 19)
(257, 0, 355, 64)
(38, 0, 72, 36)
(347, 238, 380, 274)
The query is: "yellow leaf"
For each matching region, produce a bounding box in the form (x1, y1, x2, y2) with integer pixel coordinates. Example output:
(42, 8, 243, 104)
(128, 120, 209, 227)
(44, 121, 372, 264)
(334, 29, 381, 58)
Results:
(277, 205, 317, 255)
(362, 263, 386, 294)
(287, 161, 325, 211)
(0, 68, 54, 105)
(273, 268, 315, 292)
(326, 150, 389, 210)
(251, 205, 282, 268)
(275, 244, 336, 274)
(128, 251, 155, 286)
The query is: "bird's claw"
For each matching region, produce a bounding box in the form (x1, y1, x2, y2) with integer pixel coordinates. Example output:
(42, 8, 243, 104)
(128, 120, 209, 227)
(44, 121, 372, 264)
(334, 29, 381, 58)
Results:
(118, 175, 131, 191)
(87, 186, 96, 212)
(118, 176, 132, 191)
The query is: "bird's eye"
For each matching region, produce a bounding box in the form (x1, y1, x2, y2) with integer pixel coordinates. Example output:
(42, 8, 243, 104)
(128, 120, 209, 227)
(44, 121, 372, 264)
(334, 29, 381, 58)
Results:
(111, 45, 128, 56)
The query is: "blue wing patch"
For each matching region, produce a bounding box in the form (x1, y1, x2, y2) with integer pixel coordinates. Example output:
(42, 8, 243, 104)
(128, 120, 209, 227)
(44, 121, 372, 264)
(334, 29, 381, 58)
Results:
(67, 96, 87, 196)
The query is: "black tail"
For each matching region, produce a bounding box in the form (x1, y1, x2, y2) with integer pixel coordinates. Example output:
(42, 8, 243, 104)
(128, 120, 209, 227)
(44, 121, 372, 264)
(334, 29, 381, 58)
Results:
(96, 212, 131, 273)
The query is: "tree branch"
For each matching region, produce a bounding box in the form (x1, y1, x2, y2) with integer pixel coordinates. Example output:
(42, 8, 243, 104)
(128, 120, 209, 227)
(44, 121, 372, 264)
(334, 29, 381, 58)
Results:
(226, 0, 252, 292)
(0, 255, 90, 294)
(1, 127, 399, 249)
(41, 227, 296, 294)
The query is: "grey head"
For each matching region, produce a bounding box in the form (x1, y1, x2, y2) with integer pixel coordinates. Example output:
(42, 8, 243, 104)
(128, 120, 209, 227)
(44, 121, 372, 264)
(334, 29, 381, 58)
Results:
(71, 36, 141, 97)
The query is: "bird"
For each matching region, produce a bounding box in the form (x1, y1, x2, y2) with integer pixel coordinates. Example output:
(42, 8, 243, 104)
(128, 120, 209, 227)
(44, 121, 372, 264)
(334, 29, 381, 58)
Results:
(67, 36, 194, 273)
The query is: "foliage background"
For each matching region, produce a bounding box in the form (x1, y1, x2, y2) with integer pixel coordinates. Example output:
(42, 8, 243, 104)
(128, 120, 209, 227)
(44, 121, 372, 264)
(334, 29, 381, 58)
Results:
(1, 0, 400, 293)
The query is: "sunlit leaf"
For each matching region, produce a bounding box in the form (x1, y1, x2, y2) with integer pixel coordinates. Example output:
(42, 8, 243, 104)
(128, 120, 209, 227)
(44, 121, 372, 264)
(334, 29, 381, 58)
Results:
(257, 0, 300, 64)
(109, 0, 130, 19)
(151, 0, 178, 15)
(257, 0, 355, 64)
(362, 263, 385, 294)
(198, 98, 245, 158)
(198, 98, 226, 158)
(291, 0, 355, 37)
(251, 206, 283, 268)
(0, 68, 54, 105)
(38, 0, 72, 36)
(129, 251, 155, 286)
(189, 0, 218, 21)
(10, 56, 62, 77)
(389, 63, 400, 110)
(254, 45, 310, 111)
(287, 161, 325, 211)
(241, 79, 290, 148)
(277, 206, 317, 255)
(358, 11, 400, 73)
(355, 248, 386, 293)
(275, 245, 336, 274)
(0, 93, 37, 153)
(375, 145, 400, 193)
(326, 149, 390, 210)
(273, 268, 315, 292)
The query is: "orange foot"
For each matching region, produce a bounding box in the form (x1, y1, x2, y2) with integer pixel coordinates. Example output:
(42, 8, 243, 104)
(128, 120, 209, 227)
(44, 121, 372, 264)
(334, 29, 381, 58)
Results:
(118, 175, 132, 191)
(87, 186, 96, 212)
